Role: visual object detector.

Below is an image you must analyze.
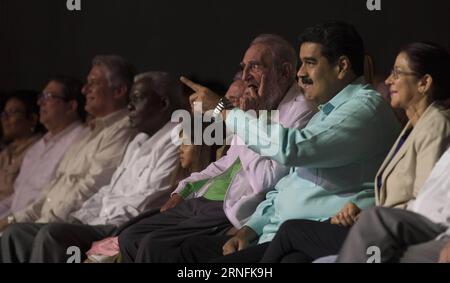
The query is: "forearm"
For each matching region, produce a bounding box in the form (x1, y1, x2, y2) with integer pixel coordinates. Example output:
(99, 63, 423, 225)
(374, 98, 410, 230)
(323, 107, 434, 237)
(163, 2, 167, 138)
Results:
(238, 146, 289, 194)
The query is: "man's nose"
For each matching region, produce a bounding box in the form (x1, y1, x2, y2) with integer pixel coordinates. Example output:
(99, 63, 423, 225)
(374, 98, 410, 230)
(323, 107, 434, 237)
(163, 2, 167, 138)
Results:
(297, 64, 307, 78)
(242, 66, 251, 82)
(81, 85, 89, 96)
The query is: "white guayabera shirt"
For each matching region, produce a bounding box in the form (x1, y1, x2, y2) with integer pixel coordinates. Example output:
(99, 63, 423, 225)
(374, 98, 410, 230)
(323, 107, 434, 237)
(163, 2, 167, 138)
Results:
(410, 146, 450, 236)
(72, 122, 180, 226)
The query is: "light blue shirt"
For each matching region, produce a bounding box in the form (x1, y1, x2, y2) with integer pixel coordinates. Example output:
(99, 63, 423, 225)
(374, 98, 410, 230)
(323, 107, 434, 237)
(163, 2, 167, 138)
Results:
(226, 77, 401, 243)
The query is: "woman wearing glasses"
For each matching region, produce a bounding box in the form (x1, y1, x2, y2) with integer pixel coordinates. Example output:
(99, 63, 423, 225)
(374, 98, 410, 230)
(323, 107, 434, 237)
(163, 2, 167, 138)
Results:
(0, 91, 42, 202)
(256, 41, 450, 263)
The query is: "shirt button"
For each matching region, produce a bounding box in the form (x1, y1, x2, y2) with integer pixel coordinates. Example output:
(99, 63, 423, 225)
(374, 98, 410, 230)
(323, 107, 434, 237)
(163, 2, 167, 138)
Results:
(47, 198, 51, 202)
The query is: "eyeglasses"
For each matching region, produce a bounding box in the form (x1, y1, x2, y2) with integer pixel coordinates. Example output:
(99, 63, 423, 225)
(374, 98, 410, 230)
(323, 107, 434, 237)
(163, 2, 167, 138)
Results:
(38, 92, 66, 102)
(390, 68, 418, 80)
(1, 109, 25, 119)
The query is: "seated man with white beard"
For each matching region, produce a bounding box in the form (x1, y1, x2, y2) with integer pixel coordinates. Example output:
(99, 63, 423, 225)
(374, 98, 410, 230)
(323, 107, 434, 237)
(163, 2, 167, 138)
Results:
(118, 34, 316, 263)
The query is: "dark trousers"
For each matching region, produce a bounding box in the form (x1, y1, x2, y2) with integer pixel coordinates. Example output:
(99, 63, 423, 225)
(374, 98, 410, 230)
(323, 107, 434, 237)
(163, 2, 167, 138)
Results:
(1, 222, 115, 263)
(337, 207, 448, 263)
(178, 234, 270, 263)
(179, 219, 350, 263)
(118, 197, 232, 263)
(261, 219, 350, 263)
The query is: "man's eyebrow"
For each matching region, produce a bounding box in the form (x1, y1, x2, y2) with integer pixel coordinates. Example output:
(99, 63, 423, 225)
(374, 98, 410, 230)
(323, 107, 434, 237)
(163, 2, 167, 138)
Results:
(240, 60, 261, 66)
(302, 57, 317, 62)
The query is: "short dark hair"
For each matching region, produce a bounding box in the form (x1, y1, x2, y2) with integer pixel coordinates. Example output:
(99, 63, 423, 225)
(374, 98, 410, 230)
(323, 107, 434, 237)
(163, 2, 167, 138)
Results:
(399, 42, 450, 101)
(298, 21, 365, 76)
(6, 90, 39, 118)
(47, 76, 87, 122)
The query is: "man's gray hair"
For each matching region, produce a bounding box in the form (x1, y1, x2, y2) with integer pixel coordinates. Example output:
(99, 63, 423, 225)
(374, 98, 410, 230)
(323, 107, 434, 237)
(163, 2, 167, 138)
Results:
(134, 71, 185, 111)
(92, 55, 135, 93)
(250, 34, 297, 81)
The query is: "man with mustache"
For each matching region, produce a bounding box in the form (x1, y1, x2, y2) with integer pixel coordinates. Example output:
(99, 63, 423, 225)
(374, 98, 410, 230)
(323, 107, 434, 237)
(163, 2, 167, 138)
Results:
(176, 21, 402, 263)
(118, 34, 316, 263)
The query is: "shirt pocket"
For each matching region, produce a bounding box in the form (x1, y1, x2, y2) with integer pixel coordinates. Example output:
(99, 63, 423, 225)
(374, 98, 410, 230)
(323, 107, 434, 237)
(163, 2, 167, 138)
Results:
(317, 165, 364, 193)
(295, 167, 319, 187)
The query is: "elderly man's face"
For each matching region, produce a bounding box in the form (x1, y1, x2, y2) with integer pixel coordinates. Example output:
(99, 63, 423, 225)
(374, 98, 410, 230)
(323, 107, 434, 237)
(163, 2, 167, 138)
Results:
(240, 43, 274, 94)
(82, 65, 114, 118)
(127, 78, 165, 129)
(240, 43, 287, 110)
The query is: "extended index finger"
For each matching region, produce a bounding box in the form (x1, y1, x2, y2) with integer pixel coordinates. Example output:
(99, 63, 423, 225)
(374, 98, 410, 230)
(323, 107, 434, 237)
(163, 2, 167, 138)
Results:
(180, 76, 202, 92)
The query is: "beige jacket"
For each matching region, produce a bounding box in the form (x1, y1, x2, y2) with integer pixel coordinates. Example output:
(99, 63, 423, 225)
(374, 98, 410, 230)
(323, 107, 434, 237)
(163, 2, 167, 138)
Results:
(375, 102, 450, 208)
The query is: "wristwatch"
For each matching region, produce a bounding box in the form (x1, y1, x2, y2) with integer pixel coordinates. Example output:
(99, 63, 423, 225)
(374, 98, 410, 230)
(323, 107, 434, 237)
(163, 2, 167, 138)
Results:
(212, 97, 234, 119)
(7, 214, 16, 224)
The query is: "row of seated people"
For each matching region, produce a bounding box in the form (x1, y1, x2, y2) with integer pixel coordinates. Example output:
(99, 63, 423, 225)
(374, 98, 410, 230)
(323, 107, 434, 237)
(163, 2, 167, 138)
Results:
(0, 21, 449, 263)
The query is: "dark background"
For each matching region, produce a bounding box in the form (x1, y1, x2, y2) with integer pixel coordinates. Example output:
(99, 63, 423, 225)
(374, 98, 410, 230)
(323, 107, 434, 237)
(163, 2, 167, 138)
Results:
(0, 0, 449, 94)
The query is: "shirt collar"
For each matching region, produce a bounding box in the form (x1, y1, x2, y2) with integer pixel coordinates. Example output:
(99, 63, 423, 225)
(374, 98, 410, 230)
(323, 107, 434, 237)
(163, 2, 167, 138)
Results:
(318, 76, 366, 116)
(43, 121, 83, 144)
(89, 108, 129, 131)
(138, 121, 178, 147)
(279, 83, 302, 106)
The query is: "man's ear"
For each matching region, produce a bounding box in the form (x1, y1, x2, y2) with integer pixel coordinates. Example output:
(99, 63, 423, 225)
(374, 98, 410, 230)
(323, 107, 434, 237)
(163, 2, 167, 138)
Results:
(160, 96, 170, 112)
(113, 85, 128, 100)
(68, 100, 78, 114)
(280, 62, 294, 82)
(336, 56, 351, 80)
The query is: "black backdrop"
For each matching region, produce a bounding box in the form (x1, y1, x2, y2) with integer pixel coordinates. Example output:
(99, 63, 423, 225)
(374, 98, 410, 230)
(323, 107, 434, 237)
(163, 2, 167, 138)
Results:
(0, 0, 449, 94)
